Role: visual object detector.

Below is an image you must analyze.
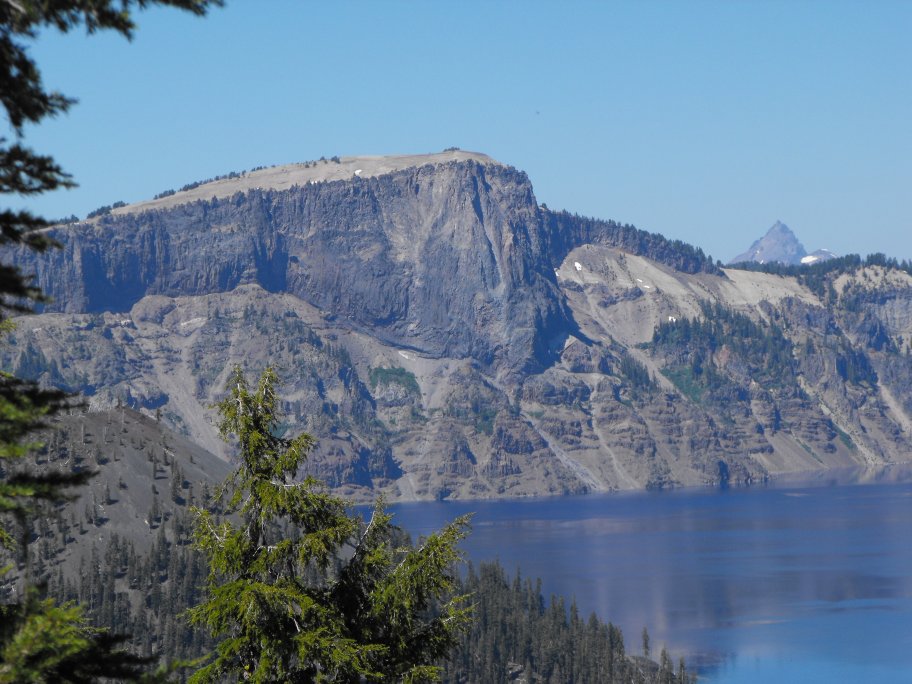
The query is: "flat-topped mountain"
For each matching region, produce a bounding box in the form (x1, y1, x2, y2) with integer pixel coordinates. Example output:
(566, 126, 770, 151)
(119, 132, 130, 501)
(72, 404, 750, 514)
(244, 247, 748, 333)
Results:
(108, 150, 501, 217)
(27, 156, 570, 376)
(6, 155, 912, 500)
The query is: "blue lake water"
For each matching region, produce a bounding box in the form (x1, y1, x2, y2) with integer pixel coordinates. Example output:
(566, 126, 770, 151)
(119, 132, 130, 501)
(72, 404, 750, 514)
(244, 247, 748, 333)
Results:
(385, 471, 912, 683)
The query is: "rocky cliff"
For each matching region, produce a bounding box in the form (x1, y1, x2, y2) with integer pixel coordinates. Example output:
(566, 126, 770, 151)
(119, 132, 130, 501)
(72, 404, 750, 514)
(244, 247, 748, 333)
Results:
(22, 157, 569, 375)
(6, 153, 912, 500)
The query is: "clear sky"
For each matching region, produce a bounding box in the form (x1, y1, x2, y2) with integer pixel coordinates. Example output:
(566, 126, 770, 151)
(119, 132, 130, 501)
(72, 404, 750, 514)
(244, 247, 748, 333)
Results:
(16, 0, 912, 263)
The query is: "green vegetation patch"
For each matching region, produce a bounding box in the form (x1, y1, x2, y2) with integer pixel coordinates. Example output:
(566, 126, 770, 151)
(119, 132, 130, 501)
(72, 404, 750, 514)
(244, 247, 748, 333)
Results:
(834, 425, 856, 451)
(651, 300, 796, 400)
(368, 366, 420, 395)
(661, 365, 705, 404)
(473, 406, 498, 436)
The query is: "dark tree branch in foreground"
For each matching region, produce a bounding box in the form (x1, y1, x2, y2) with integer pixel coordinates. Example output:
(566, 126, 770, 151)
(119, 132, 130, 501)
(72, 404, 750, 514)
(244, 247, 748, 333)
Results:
(1, 1, 221, 681)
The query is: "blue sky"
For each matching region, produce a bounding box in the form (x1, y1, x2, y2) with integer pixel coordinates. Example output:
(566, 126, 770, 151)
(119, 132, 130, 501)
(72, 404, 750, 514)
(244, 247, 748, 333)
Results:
(17, 0, 912, 263)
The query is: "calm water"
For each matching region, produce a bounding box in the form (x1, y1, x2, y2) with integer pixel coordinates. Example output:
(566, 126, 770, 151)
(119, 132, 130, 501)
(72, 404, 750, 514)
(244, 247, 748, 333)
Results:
(385, 471, 912, 683)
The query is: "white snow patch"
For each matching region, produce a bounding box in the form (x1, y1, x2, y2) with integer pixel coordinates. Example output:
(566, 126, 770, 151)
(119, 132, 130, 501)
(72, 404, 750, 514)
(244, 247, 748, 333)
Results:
(180, 317, 206, 328)
(643, 285, 651, 289)
(800, 255, 820, 264)
(574, 262, 582, 271)
(354, 169, 362, 176)
(636, 278, 643, 283)
(668, 316, 677, 323)
(398, 351, 411, 360)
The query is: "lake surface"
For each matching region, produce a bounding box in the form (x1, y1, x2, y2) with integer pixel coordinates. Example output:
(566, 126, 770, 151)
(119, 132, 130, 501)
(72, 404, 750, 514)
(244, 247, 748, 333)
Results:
(386, 470, 912, 683)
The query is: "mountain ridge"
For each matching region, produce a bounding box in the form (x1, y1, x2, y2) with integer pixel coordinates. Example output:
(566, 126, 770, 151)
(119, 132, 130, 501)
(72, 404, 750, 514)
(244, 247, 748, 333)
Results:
(83, 150, 502, 221)
(7, 156, 912, 501)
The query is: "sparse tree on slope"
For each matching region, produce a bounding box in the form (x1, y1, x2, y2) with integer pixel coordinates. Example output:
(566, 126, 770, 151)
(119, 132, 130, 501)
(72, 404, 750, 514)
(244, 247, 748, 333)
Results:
(190, 367, 471, 683)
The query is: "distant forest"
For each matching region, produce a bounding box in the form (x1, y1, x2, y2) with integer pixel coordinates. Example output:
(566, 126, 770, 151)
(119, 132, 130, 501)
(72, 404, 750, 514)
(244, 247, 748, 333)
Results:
(728, 252, 912, 299)
(546, 209, 722, 276)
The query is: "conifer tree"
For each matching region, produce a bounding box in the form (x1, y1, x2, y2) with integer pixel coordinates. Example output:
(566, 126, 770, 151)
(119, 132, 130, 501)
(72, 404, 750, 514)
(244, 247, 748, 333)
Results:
(190, 367, 471, 683)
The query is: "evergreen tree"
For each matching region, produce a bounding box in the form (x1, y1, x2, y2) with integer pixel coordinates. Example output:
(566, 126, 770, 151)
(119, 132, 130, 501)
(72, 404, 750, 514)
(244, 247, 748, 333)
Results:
(0, 597, 150, 684)
(190, 367, 471, 683)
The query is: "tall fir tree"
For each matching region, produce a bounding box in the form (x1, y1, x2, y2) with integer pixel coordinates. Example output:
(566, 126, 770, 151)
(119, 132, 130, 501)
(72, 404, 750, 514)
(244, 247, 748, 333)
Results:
(190, 367, 471, 683)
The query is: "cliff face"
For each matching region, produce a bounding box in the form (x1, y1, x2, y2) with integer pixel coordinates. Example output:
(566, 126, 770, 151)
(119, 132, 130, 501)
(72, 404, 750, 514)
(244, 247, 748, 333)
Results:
(7, 155, 912, 500)
(22, 161, 574, 375)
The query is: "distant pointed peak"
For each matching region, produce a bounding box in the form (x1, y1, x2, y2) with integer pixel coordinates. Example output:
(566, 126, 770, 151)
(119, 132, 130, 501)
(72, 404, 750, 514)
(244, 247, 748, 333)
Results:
(728, 221, 807, 266)
(729, 223, 841, 267)
(767, 220, 795, 235)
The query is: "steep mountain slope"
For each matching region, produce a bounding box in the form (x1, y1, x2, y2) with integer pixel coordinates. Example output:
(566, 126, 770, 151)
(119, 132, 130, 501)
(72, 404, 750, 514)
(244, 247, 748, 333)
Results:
(5, 153, 912, 500)
(4, 408, 227, 659)
(3, 407, 228, 607)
